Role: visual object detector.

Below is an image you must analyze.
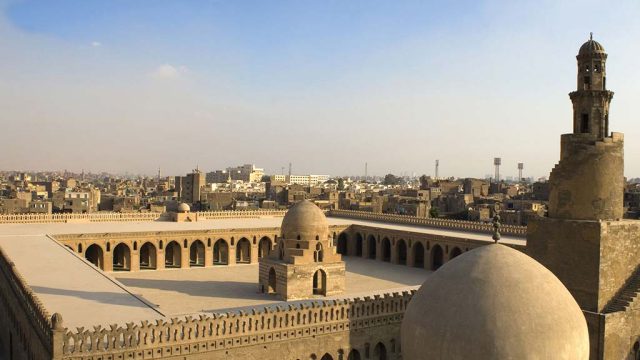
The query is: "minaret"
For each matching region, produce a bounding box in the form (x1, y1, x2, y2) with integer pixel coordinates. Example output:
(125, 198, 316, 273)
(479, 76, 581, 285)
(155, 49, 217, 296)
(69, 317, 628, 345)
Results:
(547, 34, 623, 221)
(569, 33, 614, 139)
(528, 37, 639, 359)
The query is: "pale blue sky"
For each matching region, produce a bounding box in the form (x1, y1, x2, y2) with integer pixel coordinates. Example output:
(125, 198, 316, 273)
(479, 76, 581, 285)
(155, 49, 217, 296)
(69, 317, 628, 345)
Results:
(1, 0, 639, 178)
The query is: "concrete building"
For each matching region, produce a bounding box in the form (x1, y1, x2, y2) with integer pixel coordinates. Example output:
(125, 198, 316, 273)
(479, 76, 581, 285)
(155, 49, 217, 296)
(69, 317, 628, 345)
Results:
(175, 169, 205, 205)
(207, 164, 265, 183)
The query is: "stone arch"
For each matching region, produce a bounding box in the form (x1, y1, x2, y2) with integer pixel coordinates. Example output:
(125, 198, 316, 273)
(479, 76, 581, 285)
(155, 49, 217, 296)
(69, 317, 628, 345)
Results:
(313, 269, 327, 295)
(112, 243, 131, 271)
(190, 240, 205, 267)
(213, 239, 229, 265)
(373, 342, 387, 360)
(236, 238, 251, 264)
(413, 242, 425, 268)
(347, 349, 361, 360)
(337, 232, 348, 255)
(268, 267, 277, 294)
(381, 237, 391, 262)
(321, 354, 333, 360)
(139, 242, 157, 270)
(258, 236, 272, 258)
(84, 244, 103, 270)
(165, 241, 182, 268)
(355, 233, 363, 257)
(431, 244, 444, 271)
(449, 246, 462, 260)
(396, 239, 407, 265)
(368, 235, 376, 259)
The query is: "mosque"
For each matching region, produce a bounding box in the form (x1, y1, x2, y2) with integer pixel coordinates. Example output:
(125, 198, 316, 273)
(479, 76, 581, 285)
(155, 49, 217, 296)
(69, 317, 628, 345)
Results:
(0, 37, 638, 360)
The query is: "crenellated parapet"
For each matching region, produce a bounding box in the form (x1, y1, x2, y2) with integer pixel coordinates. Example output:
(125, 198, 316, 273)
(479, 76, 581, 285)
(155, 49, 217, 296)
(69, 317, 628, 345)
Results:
(328, 209, 527, 237)
(58, 291, 413, 358)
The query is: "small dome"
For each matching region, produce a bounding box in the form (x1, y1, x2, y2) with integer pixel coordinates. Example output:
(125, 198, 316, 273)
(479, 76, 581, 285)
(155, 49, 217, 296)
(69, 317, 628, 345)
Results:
(401, 244, 589, 360)
(579, 39, 605, 55)
(281, 200, 328, 241)
(177, 203, 190, 213)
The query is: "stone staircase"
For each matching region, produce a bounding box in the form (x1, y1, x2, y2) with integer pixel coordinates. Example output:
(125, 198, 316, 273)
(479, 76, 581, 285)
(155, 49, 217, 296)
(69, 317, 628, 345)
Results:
(604, 266, 640, 313)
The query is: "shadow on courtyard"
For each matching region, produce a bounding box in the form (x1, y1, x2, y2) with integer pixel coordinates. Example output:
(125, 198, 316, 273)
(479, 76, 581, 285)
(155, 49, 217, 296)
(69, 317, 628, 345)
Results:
(31, 285, 153, 309)
(116, 278, 268, 301)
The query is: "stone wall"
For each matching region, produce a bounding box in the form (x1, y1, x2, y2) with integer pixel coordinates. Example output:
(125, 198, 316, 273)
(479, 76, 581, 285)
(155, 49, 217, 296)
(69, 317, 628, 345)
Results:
(328, 209, 527, 237)
(0, 210, 288, 224)
(0, 245, 54, 360)
(58, 291, 412, 359)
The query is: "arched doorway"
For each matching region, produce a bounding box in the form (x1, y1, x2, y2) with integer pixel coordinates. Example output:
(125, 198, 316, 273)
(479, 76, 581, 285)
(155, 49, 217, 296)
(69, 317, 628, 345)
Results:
(190, 240, 205, 267)
(368, 235, 377, 259)
(112, 243, 131, 271)
(381, 238, 391, 262)
(268, 267, 277, 293)
(320, 354, 333, 360)
(213, 239, 228, 265)
(337, 233, 348, 255)
(355, 233, 363, 257)
(397, 239, 407, 265)
(450, 247, 462, 260)
(236, 238, 251, 264)
(139, 242, 157, 270)
(373, 342, 387, 360)
(258, 237, 272, 258)
(413, 242, 425, 268)
(347, 349, 361, 360)
(312, 269, 327, 295)
(165, 241, 182, 268)
(314, 243, 324, 262)
(431, 244, 444, 270)
(85, 244, 103, 270)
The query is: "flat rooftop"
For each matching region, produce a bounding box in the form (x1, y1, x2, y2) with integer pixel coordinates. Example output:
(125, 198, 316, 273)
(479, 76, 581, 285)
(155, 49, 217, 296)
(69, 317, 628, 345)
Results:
(0, 215, 524, 329)
(115, 256, 428, 316)
(0, 216, 525, 245)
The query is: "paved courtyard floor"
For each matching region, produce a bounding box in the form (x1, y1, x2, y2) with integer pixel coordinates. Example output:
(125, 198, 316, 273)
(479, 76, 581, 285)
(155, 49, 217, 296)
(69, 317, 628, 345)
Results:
(116, 256, 430, 316)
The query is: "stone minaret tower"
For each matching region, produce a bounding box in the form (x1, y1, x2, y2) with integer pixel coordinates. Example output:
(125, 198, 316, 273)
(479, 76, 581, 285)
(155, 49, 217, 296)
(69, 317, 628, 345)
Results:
(528, 36, 640, 359)
(548, 35, 623, 221)
(570, 33, 614, 139)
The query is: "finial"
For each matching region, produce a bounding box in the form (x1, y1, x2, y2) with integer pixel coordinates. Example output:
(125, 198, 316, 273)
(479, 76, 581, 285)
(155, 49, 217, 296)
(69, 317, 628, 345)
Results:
(492, 214, 501, 243)
(590, 32, 593, 41)
(51, 313, 64, 330)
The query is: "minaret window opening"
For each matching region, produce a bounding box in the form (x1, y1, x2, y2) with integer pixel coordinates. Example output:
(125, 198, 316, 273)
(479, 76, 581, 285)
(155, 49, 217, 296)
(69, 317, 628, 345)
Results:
(584, 76, 591, 89)
(581, 114, 590, 133)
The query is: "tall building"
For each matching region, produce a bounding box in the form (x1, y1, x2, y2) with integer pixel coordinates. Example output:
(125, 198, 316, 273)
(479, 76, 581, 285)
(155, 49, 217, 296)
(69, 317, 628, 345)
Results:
(175, 169, 205, 205)
(206, 164, 264, 183)
(527, 36, 637, 359)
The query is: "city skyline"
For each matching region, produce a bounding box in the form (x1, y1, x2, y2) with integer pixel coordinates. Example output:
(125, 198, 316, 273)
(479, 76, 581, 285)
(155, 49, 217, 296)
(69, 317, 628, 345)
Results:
(1, 0, 640, 179)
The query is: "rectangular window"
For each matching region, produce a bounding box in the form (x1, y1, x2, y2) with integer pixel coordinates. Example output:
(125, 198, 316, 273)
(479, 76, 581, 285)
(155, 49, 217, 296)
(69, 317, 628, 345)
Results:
(581, 114, 590, 133)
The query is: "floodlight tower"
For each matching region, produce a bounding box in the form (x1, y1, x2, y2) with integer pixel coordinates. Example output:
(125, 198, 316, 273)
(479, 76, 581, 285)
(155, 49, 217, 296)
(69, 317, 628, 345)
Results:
(494, 158, 502, 182)
(518, 163, 524, 181)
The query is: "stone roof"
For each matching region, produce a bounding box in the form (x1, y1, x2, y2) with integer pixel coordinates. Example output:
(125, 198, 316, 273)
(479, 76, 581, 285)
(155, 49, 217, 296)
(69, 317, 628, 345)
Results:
(579, 38, 605, 55)
(401, 243, 589, 359)
(280, 200, 329, 242)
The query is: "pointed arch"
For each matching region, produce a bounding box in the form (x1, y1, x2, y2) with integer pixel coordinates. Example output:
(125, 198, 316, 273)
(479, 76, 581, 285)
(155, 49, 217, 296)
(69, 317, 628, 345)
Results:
(113, 243, 131, 271)
(139, 242, 157, 270)
(213, 239, 228, 265)
(165, 240, 182, 268)
(85, 244, 103, 270)
(190, 240, 205, 266)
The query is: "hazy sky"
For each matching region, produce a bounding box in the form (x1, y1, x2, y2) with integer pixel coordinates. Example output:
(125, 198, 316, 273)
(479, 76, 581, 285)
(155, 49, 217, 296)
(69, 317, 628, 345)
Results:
(1, 0, 639, 179)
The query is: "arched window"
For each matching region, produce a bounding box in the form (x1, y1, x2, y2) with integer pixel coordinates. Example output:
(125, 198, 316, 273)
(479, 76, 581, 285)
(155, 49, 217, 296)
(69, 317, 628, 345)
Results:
(312, 269, 327, 295)
(314, 243, 323, 262)
(133, 241, 137, 251)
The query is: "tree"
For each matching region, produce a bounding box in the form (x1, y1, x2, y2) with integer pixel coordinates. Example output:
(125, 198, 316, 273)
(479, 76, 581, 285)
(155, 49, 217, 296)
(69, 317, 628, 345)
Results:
(383, 174, 399, 186)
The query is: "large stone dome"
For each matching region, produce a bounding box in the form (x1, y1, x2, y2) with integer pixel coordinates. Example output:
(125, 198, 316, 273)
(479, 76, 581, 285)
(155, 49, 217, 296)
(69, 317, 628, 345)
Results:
(401, 244, 589, 360)
(281, 200, 329, 241)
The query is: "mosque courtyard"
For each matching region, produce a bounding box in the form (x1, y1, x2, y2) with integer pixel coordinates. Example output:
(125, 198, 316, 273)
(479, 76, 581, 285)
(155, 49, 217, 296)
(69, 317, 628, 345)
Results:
(115, 256, 429, 316)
